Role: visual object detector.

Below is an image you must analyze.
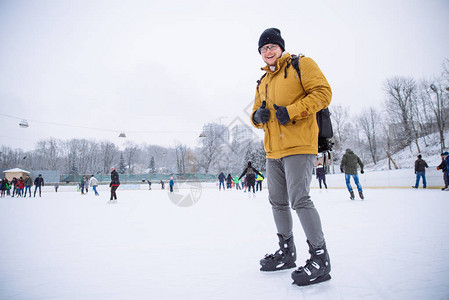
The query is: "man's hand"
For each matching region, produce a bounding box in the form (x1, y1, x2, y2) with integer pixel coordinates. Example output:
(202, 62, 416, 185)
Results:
(340, 168, 344, 173)
(273, 104, 290, 125)
(253, 101, 270, 124)
(361, 169, 364, 174)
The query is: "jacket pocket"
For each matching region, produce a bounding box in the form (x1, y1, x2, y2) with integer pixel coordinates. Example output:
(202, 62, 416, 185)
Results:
(280, 118, 314, 149)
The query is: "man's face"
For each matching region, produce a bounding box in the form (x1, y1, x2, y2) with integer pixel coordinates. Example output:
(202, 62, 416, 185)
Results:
(260, 43, 283, 67)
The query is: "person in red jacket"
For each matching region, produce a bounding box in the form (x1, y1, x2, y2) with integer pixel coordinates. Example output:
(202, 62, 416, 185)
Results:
(17, 177, 25, 197)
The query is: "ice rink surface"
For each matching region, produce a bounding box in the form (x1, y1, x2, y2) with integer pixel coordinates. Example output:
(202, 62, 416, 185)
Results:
(1, 185, 448, 300)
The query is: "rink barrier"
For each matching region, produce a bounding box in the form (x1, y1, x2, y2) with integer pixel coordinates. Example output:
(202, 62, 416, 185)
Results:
(5, 168, 446, 191)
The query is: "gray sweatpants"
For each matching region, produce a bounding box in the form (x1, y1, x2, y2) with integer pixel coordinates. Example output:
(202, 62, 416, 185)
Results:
(266, 154, 325, 248)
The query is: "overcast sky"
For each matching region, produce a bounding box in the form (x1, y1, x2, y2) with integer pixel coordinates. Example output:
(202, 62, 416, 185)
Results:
(1, 0, 448, 151)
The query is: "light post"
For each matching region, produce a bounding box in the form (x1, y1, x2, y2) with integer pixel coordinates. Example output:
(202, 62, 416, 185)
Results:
(430, 84, 445, 152)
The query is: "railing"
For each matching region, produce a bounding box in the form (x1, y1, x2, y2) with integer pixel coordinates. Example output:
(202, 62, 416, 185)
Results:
(60, 173, 219, 184)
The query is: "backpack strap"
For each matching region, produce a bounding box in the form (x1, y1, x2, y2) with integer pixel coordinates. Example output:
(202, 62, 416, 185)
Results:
(290, 54, 307, 95)
(256, 73, 267, 92)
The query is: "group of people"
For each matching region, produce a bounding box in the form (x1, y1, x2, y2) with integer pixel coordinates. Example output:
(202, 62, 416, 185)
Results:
(79, 175, 100, 196)
(74, 170, 115, 202)
(217, 163, 265, 196)
(0, 174, 44, 197)
(147, 179, 173, 191)
(414, 152, 449, 191)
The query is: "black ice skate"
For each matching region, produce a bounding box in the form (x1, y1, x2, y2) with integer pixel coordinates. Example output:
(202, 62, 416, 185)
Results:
(291, 240, 331, 286)
(359, 191, 364, 200)
(349, 190, 355, 200)
(260, 234, 296, 271)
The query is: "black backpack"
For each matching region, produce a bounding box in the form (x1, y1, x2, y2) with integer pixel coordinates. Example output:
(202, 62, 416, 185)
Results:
(256, 54, 334, 153)
(246, 167, 255, 182)
(291, 54, 333, 153)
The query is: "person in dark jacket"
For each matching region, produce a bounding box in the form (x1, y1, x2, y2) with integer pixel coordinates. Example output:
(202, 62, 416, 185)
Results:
(80, 176, 86, 195)
(24, 174, 33, 197)
(239, 161, 263, 198)
(109, 168, 120, 203)
(445, 154, 449, 191)
(340, 148, 364, 200)
(0, 178, 8, 197)
(11, 177, 18, 197)
(226, 174, 233, 190)
(413, 154, 429, 189)
(316, 163, 327, 189)
(34, 174, 44, 197)
(218, 172, 225, 191)
(437, 152, 448, 190)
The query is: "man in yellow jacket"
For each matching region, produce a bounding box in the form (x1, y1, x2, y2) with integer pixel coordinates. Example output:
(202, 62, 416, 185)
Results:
(253, 28, 331, 286)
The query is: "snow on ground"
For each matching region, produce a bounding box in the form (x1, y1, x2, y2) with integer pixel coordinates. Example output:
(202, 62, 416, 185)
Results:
(0, 184, 448, 300)
(365, 131, 449, 172)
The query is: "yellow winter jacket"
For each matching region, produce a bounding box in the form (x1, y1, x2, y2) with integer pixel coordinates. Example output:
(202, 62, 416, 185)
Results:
(251, 53, 332, 159)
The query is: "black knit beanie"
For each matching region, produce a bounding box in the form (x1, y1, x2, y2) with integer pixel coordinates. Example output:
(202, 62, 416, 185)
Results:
(258, 28, 285, 53)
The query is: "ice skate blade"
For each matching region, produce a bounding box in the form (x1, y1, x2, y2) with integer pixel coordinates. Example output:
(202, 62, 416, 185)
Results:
(292, 273, 331, 286)
(260, 262, 296, 272)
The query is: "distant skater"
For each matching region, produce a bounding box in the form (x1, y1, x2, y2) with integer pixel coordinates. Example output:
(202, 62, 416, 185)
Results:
(218, 172, 225, 191)
(239, 161, 263, 198)
(169, 177, 174, 193)
(412, 154, 428, 189)
(24, 175, 32, 197)
(34, 174, 44, 197)
(316, 163, 327, 189)
(89, 175, 99, 196)
(340, 149, 364, 200)
(437, 152, 448, 190)
(109, 168, 120, 203)
(226, 174, 233, 190)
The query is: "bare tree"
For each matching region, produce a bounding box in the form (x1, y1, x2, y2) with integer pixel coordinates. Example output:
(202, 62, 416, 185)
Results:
(0, 146, 25, 170)
(359, 107, 379, 164)
(175, 144, 187, 177)
(100, 141, 118, 174)
(384, 77, 416, 150)
(382, 123, 399, 170)
(198, 134, 220, 174)
(330, 104, 351, 151)
(421, 79, 448, 152)
(34, 138, 61, 170)
(123, 142, 139, 173)
(442, 58, 449, 86)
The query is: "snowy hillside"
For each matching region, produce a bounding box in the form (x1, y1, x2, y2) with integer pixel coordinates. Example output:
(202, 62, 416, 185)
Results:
(364, 130, 449, 171)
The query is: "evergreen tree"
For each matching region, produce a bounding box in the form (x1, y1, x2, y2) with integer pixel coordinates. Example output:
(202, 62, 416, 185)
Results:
(118, 153, 126, 174)
(149, 156, 155, 173)
(243, 144, 257, 169)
